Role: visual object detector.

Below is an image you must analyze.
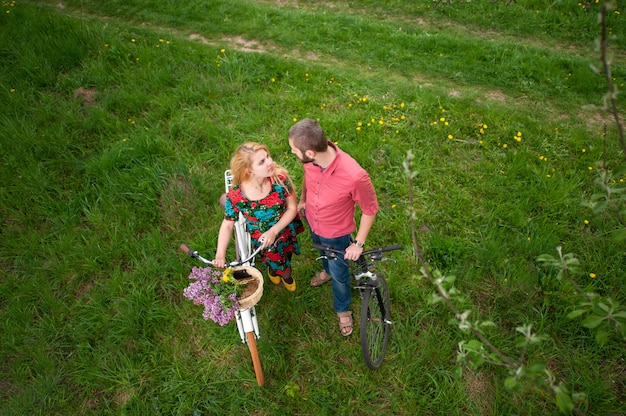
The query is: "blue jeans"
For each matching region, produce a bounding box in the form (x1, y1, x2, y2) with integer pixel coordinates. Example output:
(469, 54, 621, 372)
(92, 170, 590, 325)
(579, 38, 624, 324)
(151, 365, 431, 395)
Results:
(310, 232, 352, 313)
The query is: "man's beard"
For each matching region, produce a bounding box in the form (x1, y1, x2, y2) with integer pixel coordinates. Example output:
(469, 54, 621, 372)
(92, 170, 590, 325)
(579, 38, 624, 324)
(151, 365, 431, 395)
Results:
(299, 154, 315, 164)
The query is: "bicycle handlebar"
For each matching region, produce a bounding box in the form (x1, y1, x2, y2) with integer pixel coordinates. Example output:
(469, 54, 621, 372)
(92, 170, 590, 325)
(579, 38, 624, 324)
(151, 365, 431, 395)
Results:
(179, 242, 264, 268)
(311, 242, 402, 257)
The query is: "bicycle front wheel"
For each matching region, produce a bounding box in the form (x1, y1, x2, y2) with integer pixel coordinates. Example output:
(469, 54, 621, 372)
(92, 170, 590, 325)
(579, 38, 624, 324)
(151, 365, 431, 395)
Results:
(360, 273, 391, 370)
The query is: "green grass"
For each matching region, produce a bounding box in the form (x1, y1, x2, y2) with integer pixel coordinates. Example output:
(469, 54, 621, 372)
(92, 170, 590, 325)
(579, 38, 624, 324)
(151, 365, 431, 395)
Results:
(1, 0, 625, 414)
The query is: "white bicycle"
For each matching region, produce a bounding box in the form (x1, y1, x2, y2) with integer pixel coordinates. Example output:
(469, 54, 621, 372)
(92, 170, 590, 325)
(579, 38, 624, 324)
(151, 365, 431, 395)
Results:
(180, 170, 266, 386)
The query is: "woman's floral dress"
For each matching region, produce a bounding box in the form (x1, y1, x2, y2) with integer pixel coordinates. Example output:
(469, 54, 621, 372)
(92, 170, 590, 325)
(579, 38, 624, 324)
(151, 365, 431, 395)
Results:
(224, 175, 304, 276)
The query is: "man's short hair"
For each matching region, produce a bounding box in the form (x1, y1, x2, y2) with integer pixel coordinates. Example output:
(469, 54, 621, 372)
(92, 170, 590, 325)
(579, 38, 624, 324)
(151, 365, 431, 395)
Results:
(288, 119, 328, 153)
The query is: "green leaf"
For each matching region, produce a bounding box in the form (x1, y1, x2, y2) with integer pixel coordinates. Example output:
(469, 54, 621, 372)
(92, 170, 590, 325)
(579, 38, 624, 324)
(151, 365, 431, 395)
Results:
(595, 329, 609, 345)
(581, 315, 604, 329)
(556, 391, 574, 414)
(612, 164, 626, 176)
(529, 360, 547, 373)
(515, 336, 528, 348)
(566, 309, 586, 320)
(536, 254, 556, 264)
(610, 227, 626, 242)
(613, 311, 626, 320)
(466, 339, 483, 351)
(428, 293, 443, 305)
(504, 377, 521, 392)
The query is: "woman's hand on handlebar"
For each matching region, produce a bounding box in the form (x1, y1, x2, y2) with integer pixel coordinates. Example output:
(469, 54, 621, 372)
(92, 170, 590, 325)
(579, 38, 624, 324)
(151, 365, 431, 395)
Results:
(212, 256, 227, 268)
(258, 231, 276, 249)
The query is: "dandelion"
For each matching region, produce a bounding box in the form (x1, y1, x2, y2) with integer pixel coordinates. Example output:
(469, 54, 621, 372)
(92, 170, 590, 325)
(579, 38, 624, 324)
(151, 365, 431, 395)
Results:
(503, 143, 508, 149)
(357, 121, 363, 127)
(401, 115, 406, 120)
(440, 117, 445, 122)
(589, 273, 596, 279)
(220, 48, 225, 53)
(10, 88, 15, 93)
(293, 117, 297, 122)
(448, 134, 453, 140)
(584, 220, 589, 225)
(400, 103, 405, 108)
(588, 167, 593, 171)
(131, 38, 136, 43)
(391, 204, 397, 209)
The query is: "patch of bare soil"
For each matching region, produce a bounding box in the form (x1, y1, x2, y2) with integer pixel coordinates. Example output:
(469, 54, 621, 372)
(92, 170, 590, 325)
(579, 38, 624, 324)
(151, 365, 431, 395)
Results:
(75, 87, 98, 106)
(189, 33, 210, 44)
(220, 36, 267, 53)
(464, 368, 495, 415)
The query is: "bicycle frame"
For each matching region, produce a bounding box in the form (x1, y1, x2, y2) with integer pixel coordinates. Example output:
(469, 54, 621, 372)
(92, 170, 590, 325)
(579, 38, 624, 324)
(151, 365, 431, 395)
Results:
(224, 169, 261, 344)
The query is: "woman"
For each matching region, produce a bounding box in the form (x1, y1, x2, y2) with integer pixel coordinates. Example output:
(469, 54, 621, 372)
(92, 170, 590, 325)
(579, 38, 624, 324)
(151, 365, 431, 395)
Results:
(213, 142, 303, 291)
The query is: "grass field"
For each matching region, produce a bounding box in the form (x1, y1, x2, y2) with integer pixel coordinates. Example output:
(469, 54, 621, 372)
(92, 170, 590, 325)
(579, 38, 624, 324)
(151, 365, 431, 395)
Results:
(1, 0, 625, 414)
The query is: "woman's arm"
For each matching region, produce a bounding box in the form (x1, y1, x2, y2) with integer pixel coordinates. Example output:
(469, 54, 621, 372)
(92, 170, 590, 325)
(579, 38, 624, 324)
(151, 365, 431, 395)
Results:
(213, 218, 235, 268)
(297, 175, 307, 217)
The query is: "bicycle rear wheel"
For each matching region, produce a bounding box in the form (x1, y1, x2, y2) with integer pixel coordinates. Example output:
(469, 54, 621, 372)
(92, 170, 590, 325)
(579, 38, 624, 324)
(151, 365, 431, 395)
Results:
(360, 273, 391, 370)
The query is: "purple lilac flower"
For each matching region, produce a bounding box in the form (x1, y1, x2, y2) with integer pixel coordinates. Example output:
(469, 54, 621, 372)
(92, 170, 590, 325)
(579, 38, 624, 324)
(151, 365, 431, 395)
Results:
(183, 266, 240, 326)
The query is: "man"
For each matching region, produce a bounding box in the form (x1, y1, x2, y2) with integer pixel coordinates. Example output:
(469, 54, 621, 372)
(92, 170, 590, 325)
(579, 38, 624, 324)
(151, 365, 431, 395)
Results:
(288, 119, 378, 336)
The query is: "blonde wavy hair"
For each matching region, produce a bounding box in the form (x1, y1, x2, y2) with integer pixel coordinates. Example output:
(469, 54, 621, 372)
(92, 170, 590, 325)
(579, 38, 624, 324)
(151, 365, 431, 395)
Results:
(230, 142, 292, 191)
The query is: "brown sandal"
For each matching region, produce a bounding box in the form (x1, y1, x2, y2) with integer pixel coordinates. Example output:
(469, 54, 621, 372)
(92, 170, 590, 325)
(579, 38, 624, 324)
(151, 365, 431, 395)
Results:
(337, 311, 353, 336)
(310, 270, 331, 287)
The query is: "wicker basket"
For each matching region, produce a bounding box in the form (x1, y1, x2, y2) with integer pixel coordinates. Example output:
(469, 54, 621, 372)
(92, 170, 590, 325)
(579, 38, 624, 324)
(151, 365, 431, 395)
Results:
(234, 266, 264, 310)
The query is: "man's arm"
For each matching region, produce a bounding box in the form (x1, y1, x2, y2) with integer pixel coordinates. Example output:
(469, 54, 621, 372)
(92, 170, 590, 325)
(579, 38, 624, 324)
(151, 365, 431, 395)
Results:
(344, 213, 376, 261)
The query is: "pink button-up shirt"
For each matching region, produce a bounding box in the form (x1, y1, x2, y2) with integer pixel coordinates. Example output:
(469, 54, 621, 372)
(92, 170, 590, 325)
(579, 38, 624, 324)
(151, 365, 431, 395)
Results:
(303, 143, 378, 238)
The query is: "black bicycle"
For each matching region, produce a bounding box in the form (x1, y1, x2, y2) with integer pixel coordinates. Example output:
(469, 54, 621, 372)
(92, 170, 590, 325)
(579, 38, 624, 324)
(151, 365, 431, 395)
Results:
(312, 242, 402, 370)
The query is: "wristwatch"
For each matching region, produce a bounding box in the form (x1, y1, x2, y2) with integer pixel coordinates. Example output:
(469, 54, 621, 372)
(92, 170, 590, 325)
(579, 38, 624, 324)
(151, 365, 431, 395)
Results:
(354, 240, 365, 248)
